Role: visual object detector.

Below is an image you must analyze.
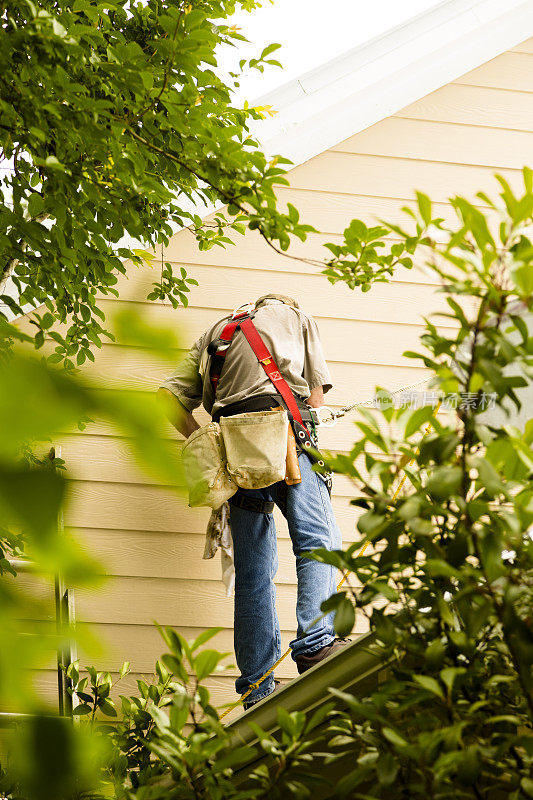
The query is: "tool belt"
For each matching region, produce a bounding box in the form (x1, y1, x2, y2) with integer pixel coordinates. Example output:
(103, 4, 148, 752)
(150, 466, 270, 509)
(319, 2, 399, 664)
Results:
(182, 407, 289, 509)
(212, 393, 317, 437)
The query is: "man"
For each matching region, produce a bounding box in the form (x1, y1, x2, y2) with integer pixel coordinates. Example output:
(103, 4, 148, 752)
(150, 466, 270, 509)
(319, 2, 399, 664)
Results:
(157, 293, 349, 709)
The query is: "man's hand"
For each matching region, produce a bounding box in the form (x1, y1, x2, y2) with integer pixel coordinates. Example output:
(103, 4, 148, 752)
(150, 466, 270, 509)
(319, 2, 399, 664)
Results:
(157, 388, 200, 439)
(306, 386, 325, 409)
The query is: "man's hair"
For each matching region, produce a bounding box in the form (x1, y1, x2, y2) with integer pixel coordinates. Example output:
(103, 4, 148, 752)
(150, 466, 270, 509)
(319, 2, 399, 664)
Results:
(255, 293, 299, 309)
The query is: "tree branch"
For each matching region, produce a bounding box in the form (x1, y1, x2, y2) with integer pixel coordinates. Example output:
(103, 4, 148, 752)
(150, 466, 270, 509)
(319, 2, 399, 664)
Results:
(124, 126, 326, 269)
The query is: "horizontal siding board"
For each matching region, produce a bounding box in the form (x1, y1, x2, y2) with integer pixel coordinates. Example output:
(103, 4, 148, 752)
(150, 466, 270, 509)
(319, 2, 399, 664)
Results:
(287, 152, 522, 203)
(58, 433, 183, 487)
(512, 37, 533, 55)
(48, 361, 435, 438)
(93, 274, 454, 328)
(64, 481, 363, 538)
(35, 339, 434, 399)
(331, 116, 533, 170)
(55, 407, 436, 456)
(455, 52, 533, 93)
(57, 423, 435, 493)
(24, 340, 431, 410)
(274, 189, 482, 237)
(73, 528, 376, 583)
(55, 403, 450, 484)
(14, 574, 352, 629)
(15, 621, 369, 678)
(399, 83, 533, 132)
(35, 662, 388, 719)
(74, 307, 456, 362)
(30, 671, 265, 712)
(76, 528, 298, 583)
(85, 622, 370, 676)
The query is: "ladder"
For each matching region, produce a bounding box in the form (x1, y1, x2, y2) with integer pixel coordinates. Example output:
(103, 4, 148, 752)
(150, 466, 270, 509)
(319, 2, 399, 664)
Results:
(0, 446, 76, 727)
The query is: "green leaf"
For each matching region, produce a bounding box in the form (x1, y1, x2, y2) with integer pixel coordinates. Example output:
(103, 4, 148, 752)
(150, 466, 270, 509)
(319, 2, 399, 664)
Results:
(512, 263, 533, 295)
(440, 667, 466, 694)
(260, 42, 282, 59)
(416, 191, 432, 225)
(382, 727, 408, 748)
(405, 405, 438, 438)
(377, 751, 399, 785)
(72, 704, 92, 716)
(413, 674, 444, 699)
(40, 312, 54, 330)
(369, 581, 398, 602)
(193, 649, 225, 681)
(161, 654, 188, 684)
(424, 559, 461, 578)
(190, 627, 224, 651)
(333, 596, 356, 638)
(99, 700, 117, 717)
(28, 193, 44, 217)
(157, 624, 183, 656)
(426, 466, 463, 499)
(0, 464, 65, 540)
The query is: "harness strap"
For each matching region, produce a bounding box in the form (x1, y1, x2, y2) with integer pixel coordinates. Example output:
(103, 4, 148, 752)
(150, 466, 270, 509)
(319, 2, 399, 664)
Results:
(208, 313, 326, 473)
(238, 317, 304, 426)
(209, 318, 242, 392)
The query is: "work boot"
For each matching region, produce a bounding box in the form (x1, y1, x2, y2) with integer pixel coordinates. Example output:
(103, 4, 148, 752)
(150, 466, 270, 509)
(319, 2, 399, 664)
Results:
(294, 638, 351, 675)
(242, 679, 281, 711)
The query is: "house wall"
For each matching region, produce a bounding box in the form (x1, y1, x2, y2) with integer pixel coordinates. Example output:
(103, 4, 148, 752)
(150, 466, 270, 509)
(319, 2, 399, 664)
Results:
(16, 37, 533, 719)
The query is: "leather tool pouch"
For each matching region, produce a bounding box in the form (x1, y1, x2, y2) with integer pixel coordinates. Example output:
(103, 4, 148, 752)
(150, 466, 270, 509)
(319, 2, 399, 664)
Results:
(182, 423, 237, 509)
(182, 408, 289, 507)
(220, 407, 289, 490)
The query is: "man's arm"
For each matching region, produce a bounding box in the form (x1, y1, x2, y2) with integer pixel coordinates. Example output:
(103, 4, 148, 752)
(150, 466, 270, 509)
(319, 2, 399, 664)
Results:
(157, 387, 200, 439)
(306, 385, 325, 408)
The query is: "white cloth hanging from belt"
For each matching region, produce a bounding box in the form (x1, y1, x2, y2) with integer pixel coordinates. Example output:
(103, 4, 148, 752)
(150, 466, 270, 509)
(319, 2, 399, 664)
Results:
(203, 502, 235, 596)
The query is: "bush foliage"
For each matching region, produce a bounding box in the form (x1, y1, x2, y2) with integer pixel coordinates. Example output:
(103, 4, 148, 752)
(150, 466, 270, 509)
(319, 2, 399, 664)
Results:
(2, 174, 532, 799)
(0, 1, 531, 795)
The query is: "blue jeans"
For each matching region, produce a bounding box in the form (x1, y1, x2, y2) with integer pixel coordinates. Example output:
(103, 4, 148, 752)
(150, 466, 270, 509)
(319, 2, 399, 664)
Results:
(229, 452, 342, 703)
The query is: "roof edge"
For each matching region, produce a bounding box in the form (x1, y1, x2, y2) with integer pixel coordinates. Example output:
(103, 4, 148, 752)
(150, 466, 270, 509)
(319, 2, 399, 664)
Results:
(252, 0, 533, 166)
(226, 631, 381, 741)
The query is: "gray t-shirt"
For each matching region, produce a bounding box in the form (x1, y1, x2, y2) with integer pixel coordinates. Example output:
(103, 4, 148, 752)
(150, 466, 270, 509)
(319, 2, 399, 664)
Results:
(160, 299, 333, 417)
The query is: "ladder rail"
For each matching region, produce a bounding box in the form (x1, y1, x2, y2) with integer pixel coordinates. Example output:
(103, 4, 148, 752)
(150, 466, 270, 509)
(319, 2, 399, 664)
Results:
(4, 445, 75, 721)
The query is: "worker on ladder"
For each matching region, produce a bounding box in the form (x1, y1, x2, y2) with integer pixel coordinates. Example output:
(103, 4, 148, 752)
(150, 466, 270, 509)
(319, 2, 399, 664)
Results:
(157, 293, 350, 710)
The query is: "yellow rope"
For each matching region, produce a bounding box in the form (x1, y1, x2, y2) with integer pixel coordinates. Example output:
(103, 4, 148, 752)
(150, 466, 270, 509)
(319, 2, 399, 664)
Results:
(219, 403, 441, 720)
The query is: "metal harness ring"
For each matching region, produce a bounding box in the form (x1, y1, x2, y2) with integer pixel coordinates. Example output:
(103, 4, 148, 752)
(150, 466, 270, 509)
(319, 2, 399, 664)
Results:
(311, 406, 337, 427)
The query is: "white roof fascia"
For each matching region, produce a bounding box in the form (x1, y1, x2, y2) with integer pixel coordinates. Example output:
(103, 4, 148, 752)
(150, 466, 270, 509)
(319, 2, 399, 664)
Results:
(253, 0, 533, 165)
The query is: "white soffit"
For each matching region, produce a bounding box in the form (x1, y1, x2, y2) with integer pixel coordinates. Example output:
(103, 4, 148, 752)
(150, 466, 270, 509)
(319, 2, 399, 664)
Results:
(252, 0, 533, 165)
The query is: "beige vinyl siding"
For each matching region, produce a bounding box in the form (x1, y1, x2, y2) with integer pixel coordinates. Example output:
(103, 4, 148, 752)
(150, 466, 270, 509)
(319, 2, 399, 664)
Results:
(14, 37, 533, 720)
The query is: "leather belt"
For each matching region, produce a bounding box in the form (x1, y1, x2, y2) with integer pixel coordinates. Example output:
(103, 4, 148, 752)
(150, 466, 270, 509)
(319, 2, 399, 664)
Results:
(229, 494, 275, 514)
(212, 394, 315, 425)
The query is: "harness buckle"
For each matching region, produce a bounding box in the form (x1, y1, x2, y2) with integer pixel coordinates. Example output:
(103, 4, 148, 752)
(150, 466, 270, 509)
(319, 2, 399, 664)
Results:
(231, 302, 255, 320)
(207, 338, 231, 356)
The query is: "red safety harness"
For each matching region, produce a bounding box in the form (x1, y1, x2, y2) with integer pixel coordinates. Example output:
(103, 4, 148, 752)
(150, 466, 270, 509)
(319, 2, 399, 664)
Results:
(208, 307, 327, 474)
